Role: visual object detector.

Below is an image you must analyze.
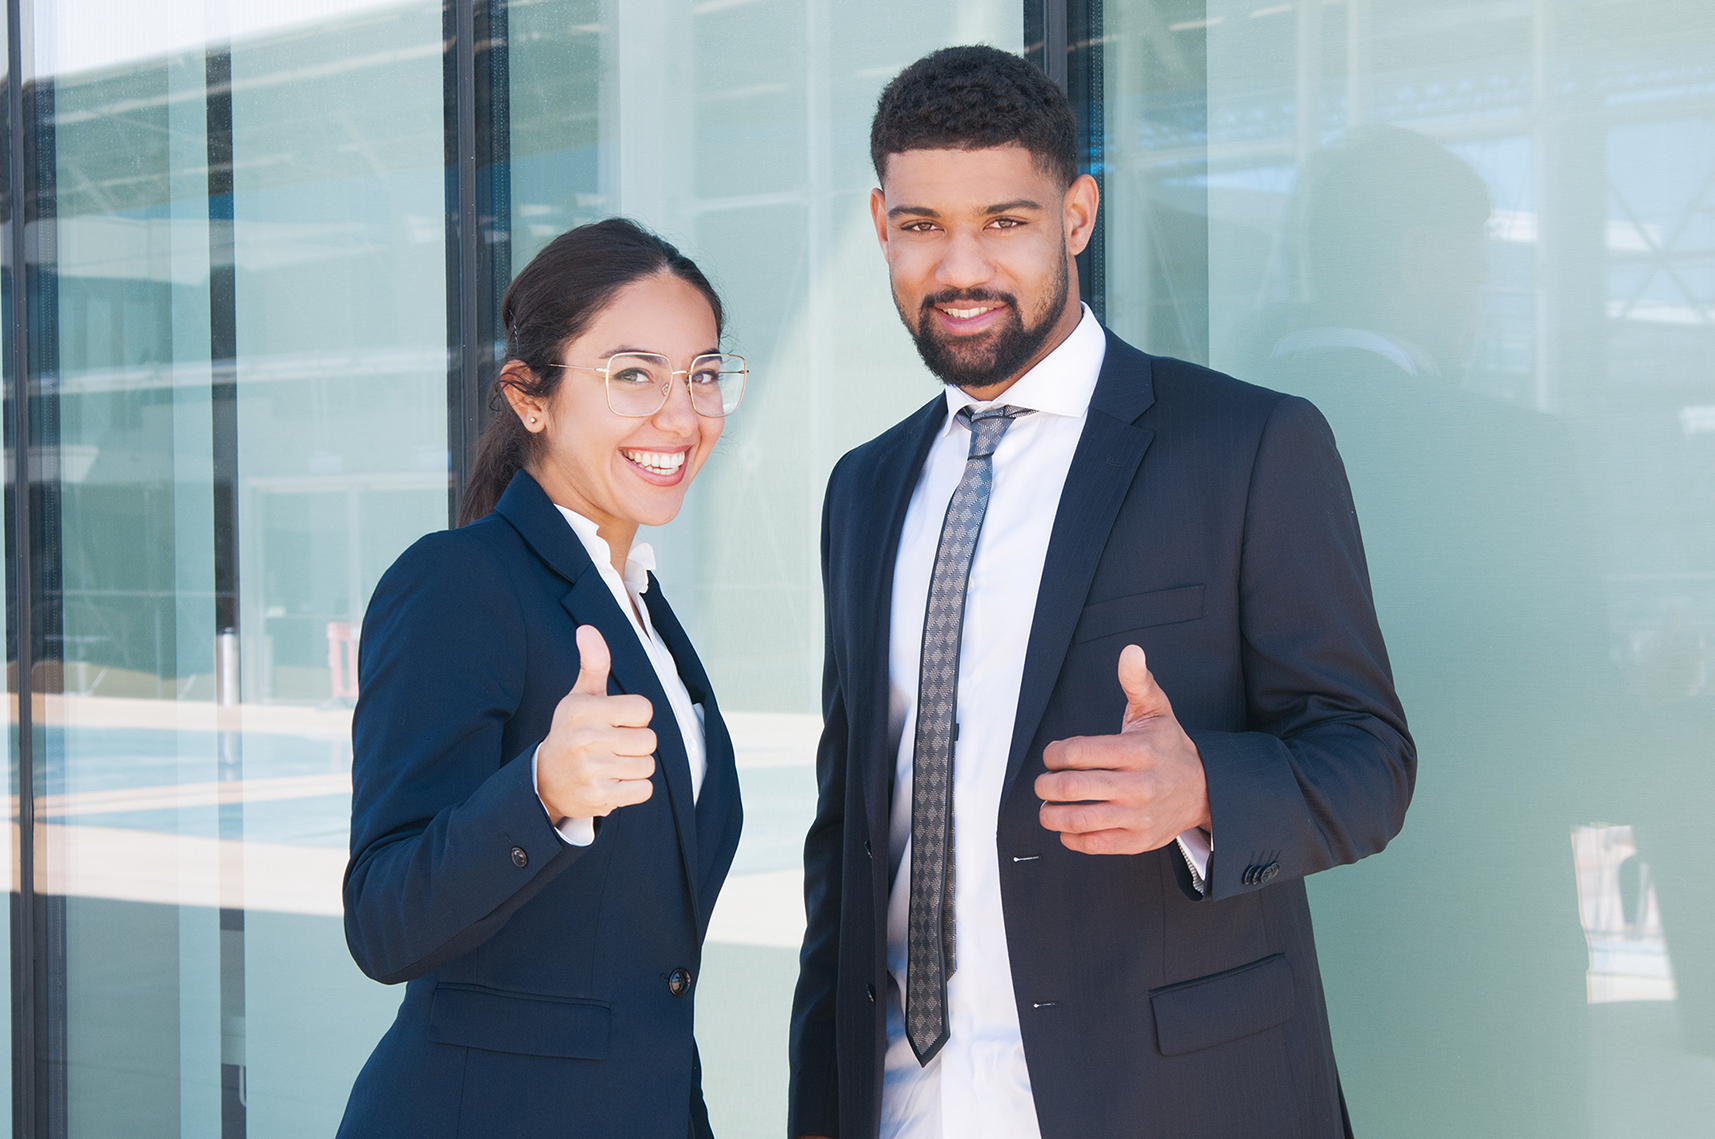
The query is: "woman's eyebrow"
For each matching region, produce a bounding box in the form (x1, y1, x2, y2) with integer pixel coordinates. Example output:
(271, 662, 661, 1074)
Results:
(596, 345, 725, 359)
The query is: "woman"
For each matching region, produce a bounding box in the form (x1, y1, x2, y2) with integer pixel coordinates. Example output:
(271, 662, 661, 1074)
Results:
(338, 218, 745, 1138)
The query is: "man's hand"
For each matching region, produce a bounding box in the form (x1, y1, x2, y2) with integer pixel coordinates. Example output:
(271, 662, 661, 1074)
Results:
(1035, 644, 1211, 855)
(535, 625, 657, 823)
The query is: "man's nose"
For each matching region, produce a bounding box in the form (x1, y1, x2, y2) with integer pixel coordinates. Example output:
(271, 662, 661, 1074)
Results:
(934, 229, 993, 291)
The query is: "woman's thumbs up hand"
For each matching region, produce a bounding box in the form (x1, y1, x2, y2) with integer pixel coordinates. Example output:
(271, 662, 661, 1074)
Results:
(536, 625, 657, 824)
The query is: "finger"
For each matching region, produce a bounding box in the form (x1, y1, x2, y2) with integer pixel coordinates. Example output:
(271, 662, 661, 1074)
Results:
(1039, 799, 1131, 835)
(1057, 828, 1150, 857)
(571, 625, 612, 697)
(605, 777, 655, 809)
(1042, 735, 1132, 770)
(602, 693, 654, 729)
(1035, 769, 1127, 805)
(1118, 644, 1172, 725)
(602, 728, 658, 760)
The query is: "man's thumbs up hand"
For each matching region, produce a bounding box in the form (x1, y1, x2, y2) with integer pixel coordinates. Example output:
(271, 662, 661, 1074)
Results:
(1119, 643, 1173, 730)
(536, 625, 657, 825)
(1036, 644, 1211, 856)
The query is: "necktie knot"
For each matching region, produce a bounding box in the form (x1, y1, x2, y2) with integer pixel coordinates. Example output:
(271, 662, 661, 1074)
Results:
(957, 404, 1031, 460)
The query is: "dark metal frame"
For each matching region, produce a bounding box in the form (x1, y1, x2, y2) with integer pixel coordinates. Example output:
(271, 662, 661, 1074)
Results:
(1025, 0, 1107, 323)
(444, 0, 511, 524)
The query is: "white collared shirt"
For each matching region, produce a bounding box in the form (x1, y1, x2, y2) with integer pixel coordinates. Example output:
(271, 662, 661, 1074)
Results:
(531, 506, 705, 846)
(881, 305, 1208, 1139)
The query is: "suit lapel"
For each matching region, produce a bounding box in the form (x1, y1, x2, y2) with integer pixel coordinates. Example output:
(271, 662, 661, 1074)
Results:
(494, 471, 702, 908)
(853, 396, 949, 831)
(1002, 332, 1157, 795)
(644, 580, 742, 926)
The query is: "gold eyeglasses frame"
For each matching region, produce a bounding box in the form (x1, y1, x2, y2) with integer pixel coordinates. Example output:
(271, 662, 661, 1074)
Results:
(549, 351, 748, 419)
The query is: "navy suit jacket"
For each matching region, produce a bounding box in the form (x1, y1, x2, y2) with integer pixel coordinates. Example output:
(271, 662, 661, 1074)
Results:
(339, 471, 742, 1139)
(788, 332, 1414, 1138)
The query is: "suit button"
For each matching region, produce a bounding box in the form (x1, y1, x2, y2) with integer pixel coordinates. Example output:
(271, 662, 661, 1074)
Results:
(1241, 866, 1254, 886)
(1261, 861, 1281, 884)
(866, 983, 876, 1003)
(668, 967, 693, 997)
(510, 846, 528, 868)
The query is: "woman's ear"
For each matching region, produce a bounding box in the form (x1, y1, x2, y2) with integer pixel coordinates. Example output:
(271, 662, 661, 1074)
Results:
(499, 363, 548, 433)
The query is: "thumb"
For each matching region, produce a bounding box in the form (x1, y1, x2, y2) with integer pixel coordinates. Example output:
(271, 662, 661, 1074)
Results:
(571, 625, 612, 697)
(1118, 644, 1171, 727)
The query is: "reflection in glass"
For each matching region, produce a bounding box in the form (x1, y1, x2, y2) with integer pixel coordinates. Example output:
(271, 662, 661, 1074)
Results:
(37, 1, 445, 1133)
(505, 4, 1021, 1135)
(1105, 0, 1715, 1135)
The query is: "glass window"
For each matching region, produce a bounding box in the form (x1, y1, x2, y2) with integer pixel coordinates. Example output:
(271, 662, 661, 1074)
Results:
(1105, 1, 1715, 1133)
(505, 4, 1021, 1133)
(15, 1, 1027, 1135)
(34, 1, 443, 1133)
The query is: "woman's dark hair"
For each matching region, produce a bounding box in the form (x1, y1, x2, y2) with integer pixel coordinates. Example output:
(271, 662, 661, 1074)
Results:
(870, 45, 1078, 187)
(456, 217, 725, 526)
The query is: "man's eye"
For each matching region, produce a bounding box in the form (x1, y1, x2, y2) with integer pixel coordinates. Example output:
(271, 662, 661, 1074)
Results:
(991, 218, 1021, 229)
(903, 221, 937, 233)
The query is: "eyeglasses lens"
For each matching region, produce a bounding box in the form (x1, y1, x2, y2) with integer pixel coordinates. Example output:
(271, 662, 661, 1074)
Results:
(604, 353, 745, 417)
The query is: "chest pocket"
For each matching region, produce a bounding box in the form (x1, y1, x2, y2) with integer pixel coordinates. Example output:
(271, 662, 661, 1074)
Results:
(1073, 585, 1205, 644)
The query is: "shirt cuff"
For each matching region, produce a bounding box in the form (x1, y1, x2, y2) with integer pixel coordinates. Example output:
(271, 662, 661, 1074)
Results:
(1175, 827, 1212, 895)
(531, 743, 596, 847)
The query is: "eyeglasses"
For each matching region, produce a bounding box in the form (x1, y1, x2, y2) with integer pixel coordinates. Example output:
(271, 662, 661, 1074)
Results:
(551, 352, 748, 418)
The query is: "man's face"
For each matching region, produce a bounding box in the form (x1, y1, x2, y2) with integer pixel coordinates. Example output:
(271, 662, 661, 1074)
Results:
(871, 146, 1096, 394)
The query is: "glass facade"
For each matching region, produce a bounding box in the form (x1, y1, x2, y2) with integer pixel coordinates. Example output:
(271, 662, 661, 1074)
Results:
(1, 0, 1711, 1136)
(1104, 1, 1715, 1135)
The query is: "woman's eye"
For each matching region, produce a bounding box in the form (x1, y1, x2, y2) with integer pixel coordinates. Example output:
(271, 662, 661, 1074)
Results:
(690, 369, 721, 386)
(611, 369, 656, 386)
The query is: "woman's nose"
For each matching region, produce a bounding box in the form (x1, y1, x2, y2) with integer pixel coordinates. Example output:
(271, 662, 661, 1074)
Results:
(652, 375, 700, 429)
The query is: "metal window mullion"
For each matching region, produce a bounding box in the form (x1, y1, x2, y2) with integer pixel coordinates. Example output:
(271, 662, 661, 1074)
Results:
(4, 0, 37, 1129)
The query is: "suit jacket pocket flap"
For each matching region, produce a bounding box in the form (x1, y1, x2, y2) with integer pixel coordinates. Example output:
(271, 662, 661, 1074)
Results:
(1073, 585, 1205, 643)
(1150, 953, 1294, 1057)
(426, 984, 610, 1059)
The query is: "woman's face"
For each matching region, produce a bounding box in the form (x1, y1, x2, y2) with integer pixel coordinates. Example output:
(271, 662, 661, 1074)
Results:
(513, 272, 724, 533)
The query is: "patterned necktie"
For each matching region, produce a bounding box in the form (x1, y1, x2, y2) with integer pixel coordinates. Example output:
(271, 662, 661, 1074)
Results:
(906, 403, 1032, 1066)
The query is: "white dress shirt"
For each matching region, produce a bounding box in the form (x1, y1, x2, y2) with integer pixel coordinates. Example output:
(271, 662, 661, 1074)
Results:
(881, 306, 1208, 1139)
(531, 505, 705, 846)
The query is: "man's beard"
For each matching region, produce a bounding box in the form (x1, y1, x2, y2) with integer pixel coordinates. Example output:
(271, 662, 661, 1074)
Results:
(899, 251, 1070, 393)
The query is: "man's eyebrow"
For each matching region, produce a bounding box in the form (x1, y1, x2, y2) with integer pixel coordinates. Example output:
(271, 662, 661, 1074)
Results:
(886, 199, 1045, 221)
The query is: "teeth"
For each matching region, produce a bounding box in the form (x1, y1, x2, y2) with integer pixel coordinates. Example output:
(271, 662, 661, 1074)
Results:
(945, 305, 995, 319)
(623, 449, 686, 474)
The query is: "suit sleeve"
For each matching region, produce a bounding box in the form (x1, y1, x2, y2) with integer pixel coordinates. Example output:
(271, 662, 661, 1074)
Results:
(788, 459, 851, 1138)
(343, 532, 583, 984)
(1186, 395, 1416, 902)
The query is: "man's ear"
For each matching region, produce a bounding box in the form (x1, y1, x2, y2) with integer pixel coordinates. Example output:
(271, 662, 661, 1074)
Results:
(1063, 173, 1100, 257)
(870, 187, 890, 258)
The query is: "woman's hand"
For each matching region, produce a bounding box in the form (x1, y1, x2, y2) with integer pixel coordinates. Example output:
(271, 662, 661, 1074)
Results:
(536, 625, 657, 823)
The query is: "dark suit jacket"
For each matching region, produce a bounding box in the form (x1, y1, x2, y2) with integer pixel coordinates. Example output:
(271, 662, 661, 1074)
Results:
(338, 471, 743, 1139)
(789, 331, 1414, 1139)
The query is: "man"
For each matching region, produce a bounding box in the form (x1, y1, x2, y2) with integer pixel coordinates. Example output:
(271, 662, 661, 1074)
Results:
(789, 46, 1414, 1139)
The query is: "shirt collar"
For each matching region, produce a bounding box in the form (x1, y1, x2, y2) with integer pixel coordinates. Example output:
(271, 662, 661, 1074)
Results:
(941, 302, 1106, 434)
(553, 504, 656, 594)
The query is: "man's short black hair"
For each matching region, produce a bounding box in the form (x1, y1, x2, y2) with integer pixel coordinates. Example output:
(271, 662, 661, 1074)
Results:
(870, 45, 1079, 187)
